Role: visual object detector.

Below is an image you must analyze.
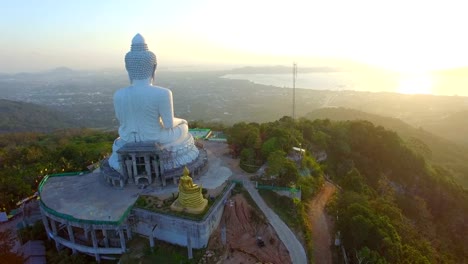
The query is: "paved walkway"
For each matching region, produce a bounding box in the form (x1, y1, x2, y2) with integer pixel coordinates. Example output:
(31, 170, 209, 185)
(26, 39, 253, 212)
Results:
(206, 141, 308, 263)
(243, 180, 308, 264)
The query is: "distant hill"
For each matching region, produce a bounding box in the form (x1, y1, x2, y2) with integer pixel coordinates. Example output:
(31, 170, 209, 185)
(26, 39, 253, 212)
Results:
(306, 107, 442, 142)
(421, 110, 468, 146)
(0, 99, 76, 133)
(306, 107, 468, 188)
(47, 66, 74, 74)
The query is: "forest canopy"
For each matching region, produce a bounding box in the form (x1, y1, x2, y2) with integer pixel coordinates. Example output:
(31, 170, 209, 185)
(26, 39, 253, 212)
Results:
(226, 117, 468, 263)
(0, 129, 115, 212)
(1, 117, 467, 263)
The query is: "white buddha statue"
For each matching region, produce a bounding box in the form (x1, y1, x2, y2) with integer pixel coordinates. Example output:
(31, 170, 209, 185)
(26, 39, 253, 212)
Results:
(108, 34, 199, 171)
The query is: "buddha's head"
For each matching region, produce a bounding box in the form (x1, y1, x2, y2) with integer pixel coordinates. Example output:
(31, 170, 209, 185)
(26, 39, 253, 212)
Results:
(125, 33, 157, 83)
(183, 166, 190, 177)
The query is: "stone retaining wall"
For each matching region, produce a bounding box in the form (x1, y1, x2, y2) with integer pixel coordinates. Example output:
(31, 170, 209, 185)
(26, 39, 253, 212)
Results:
(132, 182, 235, 248)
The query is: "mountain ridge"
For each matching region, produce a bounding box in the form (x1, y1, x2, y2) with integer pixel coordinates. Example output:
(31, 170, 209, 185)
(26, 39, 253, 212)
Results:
(0, 99, 76, 133)
(306, 107, 468, 188)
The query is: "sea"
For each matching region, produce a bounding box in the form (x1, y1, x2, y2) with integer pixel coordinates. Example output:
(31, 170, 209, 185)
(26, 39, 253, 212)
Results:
(222, 71, 468, 97)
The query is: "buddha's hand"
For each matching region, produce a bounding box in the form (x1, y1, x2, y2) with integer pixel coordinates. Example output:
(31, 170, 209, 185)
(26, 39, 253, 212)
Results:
(174, 118, 188, 126)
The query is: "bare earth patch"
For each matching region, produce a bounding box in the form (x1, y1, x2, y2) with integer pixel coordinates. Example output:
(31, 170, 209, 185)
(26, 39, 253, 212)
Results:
(204, 194, 291, 264)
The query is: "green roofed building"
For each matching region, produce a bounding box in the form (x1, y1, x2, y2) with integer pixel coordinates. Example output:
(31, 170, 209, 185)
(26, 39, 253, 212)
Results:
(189, 128, 212, 140)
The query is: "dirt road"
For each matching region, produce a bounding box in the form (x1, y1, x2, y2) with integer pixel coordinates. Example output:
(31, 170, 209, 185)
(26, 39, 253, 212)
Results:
(307, 181, 336, 264)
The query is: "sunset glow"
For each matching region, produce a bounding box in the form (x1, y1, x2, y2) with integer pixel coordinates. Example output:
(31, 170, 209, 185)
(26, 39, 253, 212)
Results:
(1, 0, 467, 78)
(397, 74, 434, 95)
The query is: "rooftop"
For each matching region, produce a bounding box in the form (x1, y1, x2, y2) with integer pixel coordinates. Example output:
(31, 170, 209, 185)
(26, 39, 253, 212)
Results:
(189, 128, 212, 140)
(40, 172, 139, 222)
(39, 141, 232, 224)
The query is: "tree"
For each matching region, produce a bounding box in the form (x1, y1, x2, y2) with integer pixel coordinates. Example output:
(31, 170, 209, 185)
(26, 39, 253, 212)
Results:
(261, 137, 280, 160)
(240, 148, 258, 172)
(0, 129, 114, 212)
(278, 159, 299, 186)
(227, 122, 260, 158)
(340, 202, 402, 262)
(301, 155, 322, 176)
(356, 247, 387, 264)
(401, 245, 431, 264)
(310, 130, 330, 149)
(341, 168, 368, 194)
(240, 148, 255, 165)
(266, 150, 286, 177)
(297, 175, 323, 200)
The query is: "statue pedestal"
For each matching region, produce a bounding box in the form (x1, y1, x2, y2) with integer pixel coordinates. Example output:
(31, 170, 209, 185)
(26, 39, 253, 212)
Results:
(170, 198, 208, 214)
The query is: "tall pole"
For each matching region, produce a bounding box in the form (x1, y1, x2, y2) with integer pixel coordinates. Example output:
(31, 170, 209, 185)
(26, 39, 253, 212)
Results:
(292, 62, 297, 119)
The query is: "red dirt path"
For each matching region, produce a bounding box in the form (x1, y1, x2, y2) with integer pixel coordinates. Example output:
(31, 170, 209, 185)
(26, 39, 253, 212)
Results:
(307, 181, 336, 264)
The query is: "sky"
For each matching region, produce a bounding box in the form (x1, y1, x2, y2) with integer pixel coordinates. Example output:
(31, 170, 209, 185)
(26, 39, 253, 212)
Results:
(1, 0, 468, 73)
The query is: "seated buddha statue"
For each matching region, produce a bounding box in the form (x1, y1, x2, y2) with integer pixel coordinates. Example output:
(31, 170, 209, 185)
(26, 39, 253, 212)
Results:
(108, 34, 199, 171)
(171, 167, 208, 214)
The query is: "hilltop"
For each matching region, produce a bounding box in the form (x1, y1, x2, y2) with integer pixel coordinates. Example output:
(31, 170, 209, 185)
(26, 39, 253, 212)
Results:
(306, 107, 468, 188)
(0, 99, 76, 133)
(420, 110, 468, 145)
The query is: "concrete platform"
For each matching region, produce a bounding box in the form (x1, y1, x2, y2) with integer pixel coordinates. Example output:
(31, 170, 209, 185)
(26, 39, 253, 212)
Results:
(40, 173, 139, 222)
(40, 141, 233, 223)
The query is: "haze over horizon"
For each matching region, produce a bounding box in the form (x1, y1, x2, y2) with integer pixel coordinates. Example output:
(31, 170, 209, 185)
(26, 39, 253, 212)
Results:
(2, 0, 468, 72)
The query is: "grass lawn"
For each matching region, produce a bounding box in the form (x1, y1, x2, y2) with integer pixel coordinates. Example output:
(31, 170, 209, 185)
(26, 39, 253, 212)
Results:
(258, 189, 314, 262)
(258, 189, 302, 233)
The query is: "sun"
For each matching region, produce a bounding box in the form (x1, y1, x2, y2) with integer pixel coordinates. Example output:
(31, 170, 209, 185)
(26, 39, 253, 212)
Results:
(397, 73, 433, 95)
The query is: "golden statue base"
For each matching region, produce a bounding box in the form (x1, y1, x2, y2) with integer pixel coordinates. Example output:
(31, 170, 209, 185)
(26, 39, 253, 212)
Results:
(170, 198, 208, 214)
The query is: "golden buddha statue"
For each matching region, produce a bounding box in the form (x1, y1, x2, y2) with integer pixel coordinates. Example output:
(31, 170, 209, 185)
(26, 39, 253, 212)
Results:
(170, 167, 208, 214)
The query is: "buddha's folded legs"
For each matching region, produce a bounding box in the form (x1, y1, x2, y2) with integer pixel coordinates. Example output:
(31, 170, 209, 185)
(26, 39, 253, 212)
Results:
(158, 122, 189, 145)
(108, 137, 126, 170)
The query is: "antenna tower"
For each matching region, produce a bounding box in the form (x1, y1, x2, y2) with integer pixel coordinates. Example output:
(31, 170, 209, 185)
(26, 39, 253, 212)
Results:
(292, 62, 297, 119)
